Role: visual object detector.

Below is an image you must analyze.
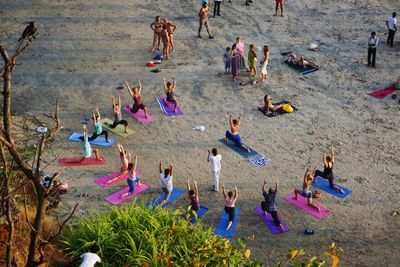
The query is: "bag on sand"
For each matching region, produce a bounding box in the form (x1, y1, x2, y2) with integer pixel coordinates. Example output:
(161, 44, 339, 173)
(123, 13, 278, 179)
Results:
(282, 104, 293, 113)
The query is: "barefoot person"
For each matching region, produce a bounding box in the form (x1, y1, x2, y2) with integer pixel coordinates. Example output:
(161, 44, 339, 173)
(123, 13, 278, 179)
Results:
(161, 25, 170, 60)
(106, 144, 131, 184)
(72, 125, 101, 163)
(235, 37, 248, 72)
(80, 109, 109, 142)
(198, 3, 214, 39)
(159, 161, 174, 207)
(261, 178, 285, 232)
(163, 76, 179, 113)
(164, 18, 177, 52)
(259, 95, 291, 115)
(225, 112, 251, 153)
(231, 44, 240, 80)
(120, 155, 142, 199)
(150, 16, 164, 52)
(222, 185, 238, 231)
(260, 45, 269, 82)
(294, 168, 321, 212)
(109, 95, 128, 133)
(208, 148, 222, 192)
(275, 0, 284, 17)
(248, 44, 257, 77)
(187, 179, 200, 212)
(125, 79, 148, 118)
(314, 146, 345, 194)
(288, 54, 319, 69)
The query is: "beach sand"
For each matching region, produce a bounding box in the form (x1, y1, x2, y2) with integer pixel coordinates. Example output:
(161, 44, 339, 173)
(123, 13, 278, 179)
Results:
(1, 0, 399, 265)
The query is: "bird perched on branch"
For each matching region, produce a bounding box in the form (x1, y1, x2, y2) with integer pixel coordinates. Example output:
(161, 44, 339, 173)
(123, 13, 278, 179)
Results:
(18, 21, 37, 42)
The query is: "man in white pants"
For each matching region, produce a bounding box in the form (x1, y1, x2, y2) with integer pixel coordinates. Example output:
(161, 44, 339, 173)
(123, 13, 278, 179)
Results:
(208, 148, 222, 192)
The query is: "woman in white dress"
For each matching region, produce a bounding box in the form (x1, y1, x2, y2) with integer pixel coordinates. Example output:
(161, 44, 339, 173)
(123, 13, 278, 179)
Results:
(260, 45, 269, 82)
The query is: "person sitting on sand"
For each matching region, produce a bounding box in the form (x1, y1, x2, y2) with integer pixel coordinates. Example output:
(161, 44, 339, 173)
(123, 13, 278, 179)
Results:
(314, 146, 345, 194)
(150, 16, 164, 52)
(164, 18, 177, 52)
(80, 109, 109, 142)
(159, 161, 174, 206)
(261, 177, 285, 232)
(248, 44, 257, 77)
(161, 25, 170, 60)
(294, 168, 321, 212)
(125, 79, 148, 118)
(79, 244, 101, 267)
(225, 111, 251, 153)
(187, 179, 200, 212)
(72, 125, 101, 163)
(259, 95, 291, 115)
(288, 54, 319, 69)
(222, 185, 238, 231)
(198, 3, 214, 39)
(120, 155, 142, 199)
(106, 144, 131, 184)
(109, 94, 128, 133)
(163, 76, 179, 113)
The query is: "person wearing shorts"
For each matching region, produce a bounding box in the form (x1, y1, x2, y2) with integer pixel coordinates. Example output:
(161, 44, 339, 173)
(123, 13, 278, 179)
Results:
(198, 3, 214, 39)
(294, 168, 321, 212)
(275, 0, 284, 17)
(159, 161, 174, 206)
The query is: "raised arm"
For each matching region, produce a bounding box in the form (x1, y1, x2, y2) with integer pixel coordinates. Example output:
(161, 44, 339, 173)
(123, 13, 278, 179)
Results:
(95, 108, 100, 120)
(187, 179, 191, 192)
(330, 146, 335, 164)
(172, 76, 176, 90)
(322, 148, 328, 166)
(227, 114, 233, 127)
(118, 94, 121, 107)
(125, 81, 134, 96)
(137, 78, 142, 94)
(132, 155, 138, 172)
(237, 111, 243, 125)
(159, 161, 163, 174)
(222, 185, 227, 199)
(112, 96, 115, 107)
(303, 168, 310, 183)
(275, 177, 279, 192)
(234, 186, 238, 200)
(92, 110, 96, 125)
(163, 77, 167, 92)
(169, 163, 173, 176)
(194, 180, 198, 194)
(262, 179, 267, 193)
(207, 149, 211, 162)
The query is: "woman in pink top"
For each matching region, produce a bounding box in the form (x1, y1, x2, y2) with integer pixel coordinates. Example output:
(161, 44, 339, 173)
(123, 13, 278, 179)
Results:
(222, 185, 238, 230)
(235, 37, 249, 72)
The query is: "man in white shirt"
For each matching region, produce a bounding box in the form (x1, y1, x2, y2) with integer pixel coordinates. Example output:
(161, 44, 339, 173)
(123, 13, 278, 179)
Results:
(367, 31, 378, 68)
(159, 161, 174, 206)
(386, 12, 397, 47)
(79, 245, 101, 267)
(207, 148, 222, 192)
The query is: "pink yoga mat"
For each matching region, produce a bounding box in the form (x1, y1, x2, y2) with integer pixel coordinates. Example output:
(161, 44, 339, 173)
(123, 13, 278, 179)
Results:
(367, 84, 396, 99)
(58, 157, 106, 166)
(105, 183, 150, 205)
(95, 169, 141, 187)
(123, 105, 155, 124)
(285, 193, 329, 219)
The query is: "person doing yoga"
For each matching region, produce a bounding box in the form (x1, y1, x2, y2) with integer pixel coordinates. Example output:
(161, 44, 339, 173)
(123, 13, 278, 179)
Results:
(294, 168, 321, 212)
(261, 177, 285, 232)
(288, 54, 319, 69)
(222, 185, 238, 231)
(125, 79, 148, 118)
(225, 111, 251, 153)
(120, 155, 142, 199)
(106, 144, 131, 184)
(259, 95, 291, 115)
(80, 109, 109, 142)
(159, 161, 174, 207)
(70, 124, 101, 163)
(163, 76, 179, 113)
(109, 95, 128, 133)
(187, 179, 200, 212)
(314, 146, 345, 194)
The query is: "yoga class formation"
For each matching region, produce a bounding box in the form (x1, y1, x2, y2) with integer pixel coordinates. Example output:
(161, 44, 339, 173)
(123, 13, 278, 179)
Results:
(5, 0, 399, 265)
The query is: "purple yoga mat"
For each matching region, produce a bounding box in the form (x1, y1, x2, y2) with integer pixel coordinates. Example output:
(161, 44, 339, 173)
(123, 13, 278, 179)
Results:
(95, 169, 141, 187)
(157, 97, 183, 116)
(285, 193, 329, 219)
(123, 105, 155, 124)
(105, 183, 150, 205)
(367, 84, 396, 99)
(255, 207, 289, 234)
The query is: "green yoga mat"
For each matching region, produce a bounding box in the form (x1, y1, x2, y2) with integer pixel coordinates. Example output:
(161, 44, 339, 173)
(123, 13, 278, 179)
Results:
(100, 118, 134, 137)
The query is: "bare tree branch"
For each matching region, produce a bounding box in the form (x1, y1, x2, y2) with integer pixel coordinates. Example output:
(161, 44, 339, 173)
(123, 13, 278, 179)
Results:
(45, 97, 61, 141)
(0, 43, 10, 62)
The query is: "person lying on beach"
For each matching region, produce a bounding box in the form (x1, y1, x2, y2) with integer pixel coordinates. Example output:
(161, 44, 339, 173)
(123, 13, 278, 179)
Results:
(80, 109, 109, 142)
(258, 95, 292, 115)
(159, 161, 174, 207)
(314, 146, 345, 194)
(161, 25, 170, 60)
(187, 179, 200, 212)
(120, 155, 142, 199)
(198, 3, 214, 39)
(107, 94, 128, 133)
(164, 18, 177, 52)
(294, 168, 321, 212)
(71, 125, 101, 163)
(125, 79, 148, 118)
(163, 76, 179, 113)
(106, 144, 131, 184)
(222, 185, 238, 230)
(150, 16, 164, 52)
(225, 112, 251, 153)
(261, 177, 285, 232)
(288, 54, 319, 69)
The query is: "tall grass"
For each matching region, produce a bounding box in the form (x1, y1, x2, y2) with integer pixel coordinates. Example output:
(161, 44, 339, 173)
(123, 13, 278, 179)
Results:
(59, 203, 260, 266)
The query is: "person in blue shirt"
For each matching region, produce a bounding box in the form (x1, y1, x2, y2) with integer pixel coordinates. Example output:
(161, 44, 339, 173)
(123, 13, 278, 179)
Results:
(261, 177, 284, 232)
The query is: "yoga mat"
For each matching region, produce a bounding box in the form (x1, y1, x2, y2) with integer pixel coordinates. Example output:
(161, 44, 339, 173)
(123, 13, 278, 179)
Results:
(68, 132, 115, 147)
(215, 208, 240, 237)
(156, 97, 183, 116)
(190, 206, 209, 224)
(258, 102, 298, 117)
(100, 118, 134, 137)
(285, 193, 329, 219)
(105, 183, 150, 205)
(312, 177, 352, 199)
(122, 105, 155, 124)
(95, 170, 141, 187)
(255, 207, 289, 234)
(367, 84, 396, 99)
(285, 60, 318, 74)
(146, 188, 185, 208)
(58, 157, 106, 166)
(219, 139, 270, 167)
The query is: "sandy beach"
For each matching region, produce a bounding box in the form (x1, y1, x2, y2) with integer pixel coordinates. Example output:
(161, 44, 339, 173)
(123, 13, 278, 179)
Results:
(1, 0, 399, 265)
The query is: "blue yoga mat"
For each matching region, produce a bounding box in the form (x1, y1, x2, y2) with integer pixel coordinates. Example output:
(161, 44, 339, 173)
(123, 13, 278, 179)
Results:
(68, 132, 115, 147)
(146, 188, 185, 208)
(219, 139, 270, 167)
(215, 208, 240, 237)
(312, 177, 352, 199)
(285, 60, 318, 75)
(190, 206, 209, 224)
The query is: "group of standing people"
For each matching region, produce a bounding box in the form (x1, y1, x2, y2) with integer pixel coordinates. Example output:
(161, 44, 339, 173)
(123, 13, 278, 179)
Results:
(150, 16, 177, 59)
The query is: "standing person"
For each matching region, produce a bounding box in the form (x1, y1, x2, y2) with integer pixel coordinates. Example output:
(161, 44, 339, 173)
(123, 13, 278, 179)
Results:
(367, 31, 378, 68)
(314, 146, 345, 194)
(125, 79, 148, 118)
(294, 168, 321, 212)
(164, 18, 177, 52)
(150, 16, 164, 52)
(231, 44, 240, 80)
(162, 76, 179, 113)
(261, 178, 284, 232)
(223, 47, 231, 74)
(79, 244, 101, 267)
(120, 155, 142, 199)
(106, 144, 130, 184)
(72, 125, 101, 163)
(235, 37, 249, 72)
(225, 112, 251, 153)
(198, 3, 214, 39)
(222, 185, 238, 231)
(260, 45, 269, 81)
(275, 0, 284, 17)
(248, 44, 257, 77)
(80, 109, 109, 142)
(187, 179, 200, 212)
(386, 12, 397, 47)
(109, 95, 128, 133)
(161, 25, 170, 60)
(207, 148, 222, 192)
(214, 0, 221, 16)
(159, 161, 174, 207)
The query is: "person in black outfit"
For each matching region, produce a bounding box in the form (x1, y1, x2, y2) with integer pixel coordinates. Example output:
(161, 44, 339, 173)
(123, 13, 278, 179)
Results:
(367, 32, 378, 68)
(214, 0, 221, 16)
